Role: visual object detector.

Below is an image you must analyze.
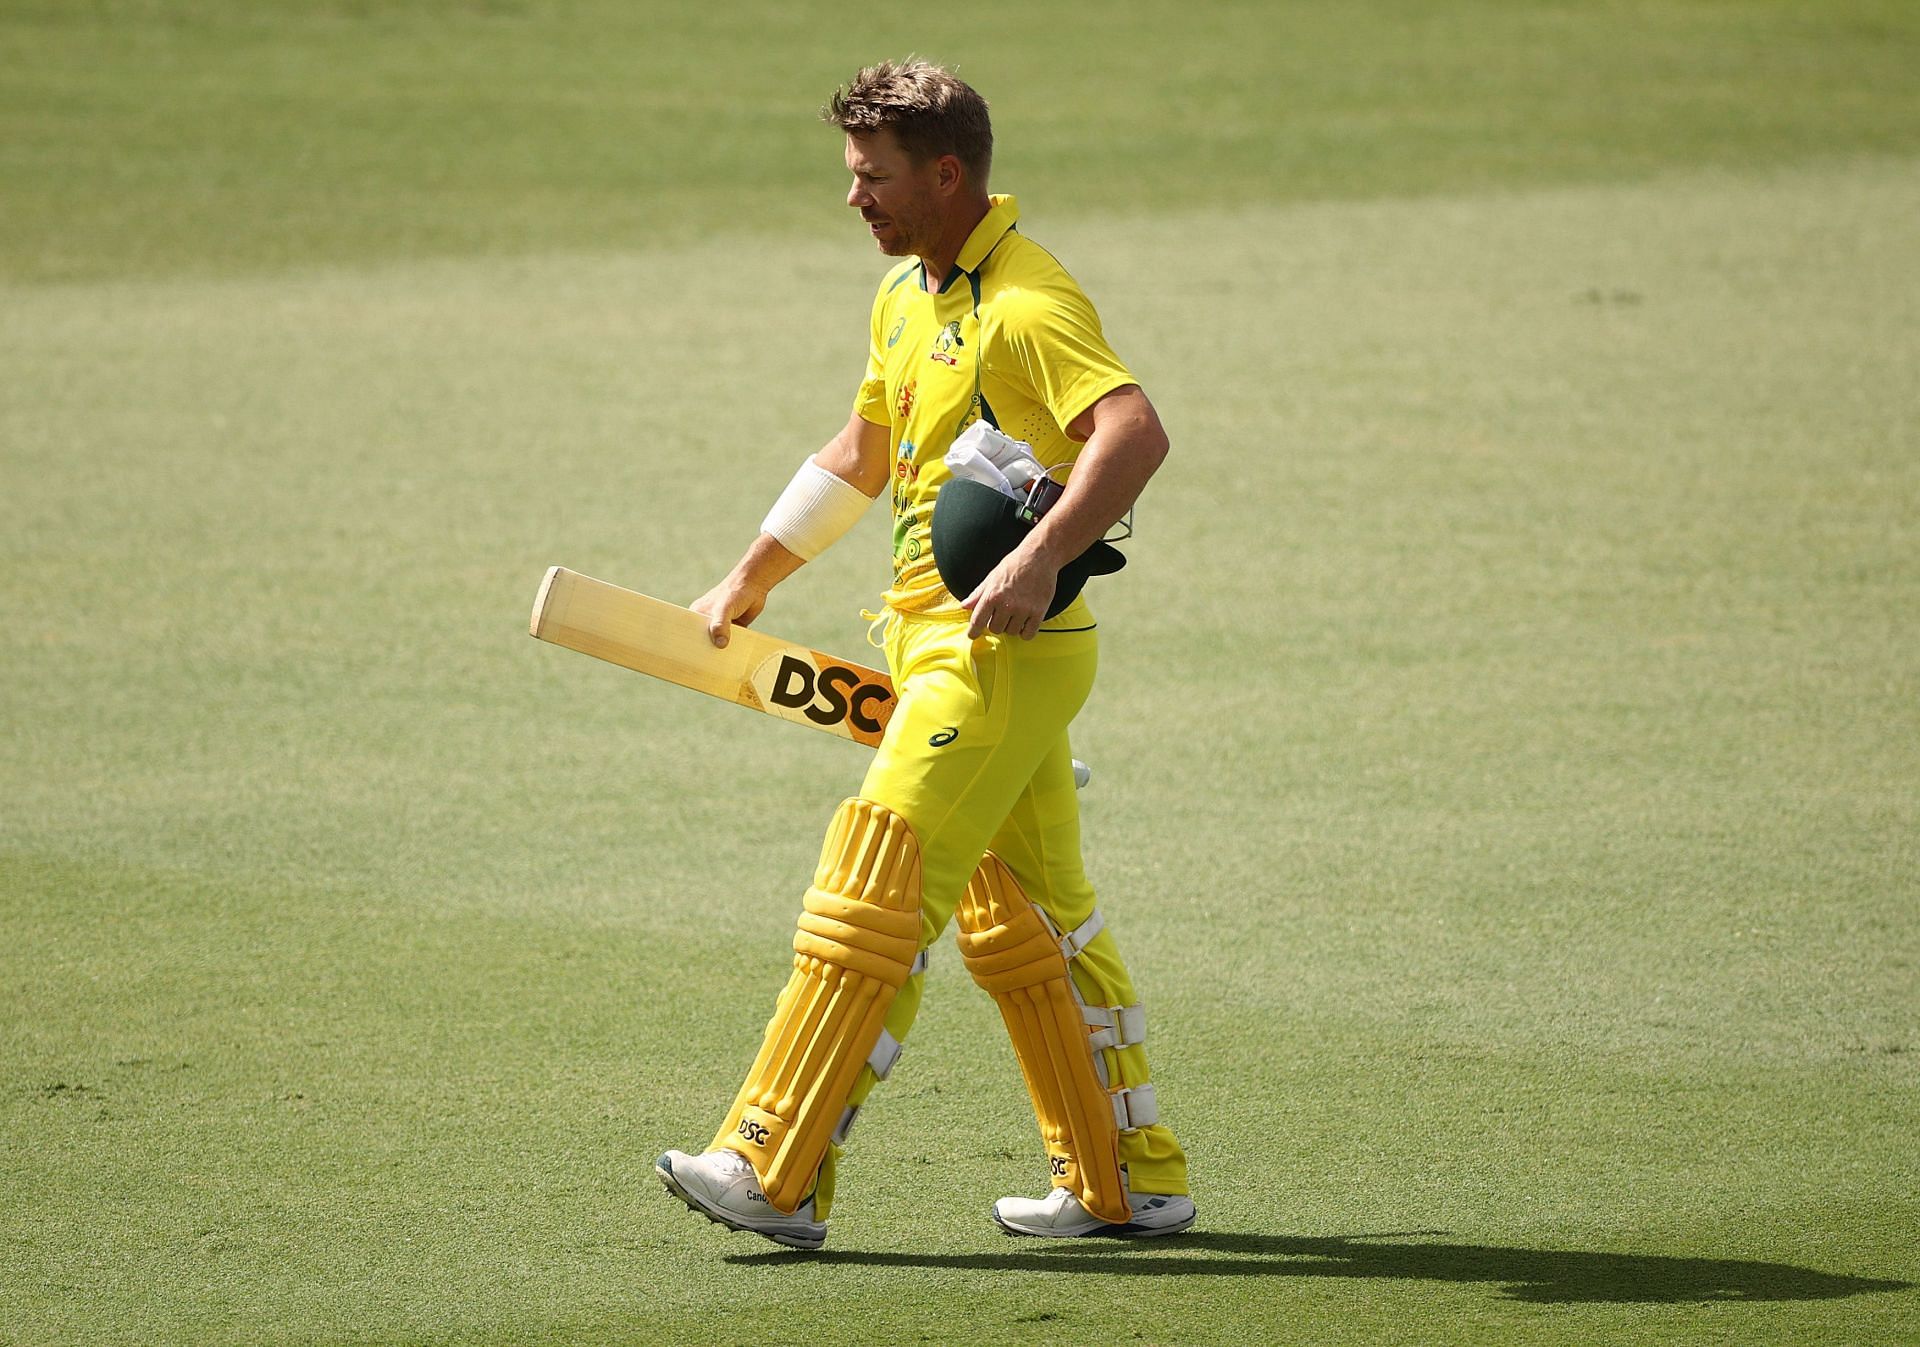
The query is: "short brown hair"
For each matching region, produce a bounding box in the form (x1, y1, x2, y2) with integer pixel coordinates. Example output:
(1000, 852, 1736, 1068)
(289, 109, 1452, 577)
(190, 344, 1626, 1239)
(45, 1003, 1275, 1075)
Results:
(823, 60, 993, 185)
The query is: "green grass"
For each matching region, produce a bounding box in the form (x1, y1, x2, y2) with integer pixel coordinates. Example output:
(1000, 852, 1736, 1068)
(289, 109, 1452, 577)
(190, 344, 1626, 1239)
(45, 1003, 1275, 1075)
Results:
(5, 0, 1919, 281)
(3, 3, 1917, 1344)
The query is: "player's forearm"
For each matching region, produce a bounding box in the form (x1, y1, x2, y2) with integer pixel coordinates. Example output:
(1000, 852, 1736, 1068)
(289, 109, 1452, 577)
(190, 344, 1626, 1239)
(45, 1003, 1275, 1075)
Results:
(724, 531, 809, 595)
(1019, 403, 1168, 572)
(751, 416, 889, 583)
(730, 432, 864, 594)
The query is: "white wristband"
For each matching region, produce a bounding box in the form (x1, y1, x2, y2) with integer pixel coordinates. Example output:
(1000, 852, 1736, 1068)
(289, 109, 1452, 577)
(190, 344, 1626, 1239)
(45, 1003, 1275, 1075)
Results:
(760, 458, 873, 561)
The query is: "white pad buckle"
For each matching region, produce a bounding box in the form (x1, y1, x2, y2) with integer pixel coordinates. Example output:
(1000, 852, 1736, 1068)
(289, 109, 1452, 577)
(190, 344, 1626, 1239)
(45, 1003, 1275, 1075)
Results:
(830, 1029, 906, 1147)
(831, 1104, 858, 1146)
(1083, 1003, 1147, 1052)
(1110, 1083, 1158, 1132)
(1055, 910, 1105, 962)
(866, 1030, 903, 1082)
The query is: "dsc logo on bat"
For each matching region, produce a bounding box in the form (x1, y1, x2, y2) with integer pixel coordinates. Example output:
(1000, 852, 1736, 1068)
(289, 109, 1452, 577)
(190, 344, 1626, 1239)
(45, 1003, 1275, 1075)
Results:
(752, 653, 894, 738)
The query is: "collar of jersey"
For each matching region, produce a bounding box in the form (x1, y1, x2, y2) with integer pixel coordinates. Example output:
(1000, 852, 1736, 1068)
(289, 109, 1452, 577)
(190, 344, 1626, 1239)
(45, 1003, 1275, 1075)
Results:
(921, 193, 1019, 293)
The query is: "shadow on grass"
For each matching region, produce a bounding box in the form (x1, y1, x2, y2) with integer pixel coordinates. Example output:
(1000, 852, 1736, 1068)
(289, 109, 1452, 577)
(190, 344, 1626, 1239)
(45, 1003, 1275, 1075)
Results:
(727, 1230, 1912, 1304)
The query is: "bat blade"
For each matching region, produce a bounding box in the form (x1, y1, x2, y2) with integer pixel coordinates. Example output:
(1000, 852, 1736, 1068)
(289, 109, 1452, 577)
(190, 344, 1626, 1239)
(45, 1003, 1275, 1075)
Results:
(530, 567, 896, 748)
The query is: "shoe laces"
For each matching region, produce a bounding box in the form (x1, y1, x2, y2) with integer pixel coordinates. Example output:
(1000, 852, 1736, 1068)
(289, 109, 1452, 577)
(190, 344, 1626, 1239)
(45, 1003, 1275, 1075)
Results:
(707, 1149, 754, 1178)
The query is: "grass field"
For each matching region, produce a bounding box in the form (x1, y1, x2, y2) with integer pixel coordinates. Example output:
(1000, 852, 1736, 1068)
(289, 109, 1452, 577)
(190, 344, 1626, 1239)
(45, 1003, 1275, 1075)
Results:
(4, 3, 1917, 1344)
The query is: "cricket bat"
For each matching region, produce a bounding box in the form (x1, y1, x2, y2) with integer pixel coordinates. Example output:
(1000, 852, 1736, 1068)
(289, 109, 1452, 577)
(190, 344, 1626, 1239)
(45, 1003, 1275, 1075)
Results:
(529, 567, 895, 748)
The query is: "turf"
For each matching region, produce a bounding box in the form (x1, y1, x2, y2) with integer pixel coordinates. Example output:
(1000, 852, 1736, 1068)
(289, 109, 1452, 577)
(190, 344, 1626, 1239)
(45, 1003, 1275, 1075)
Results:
(6, 0, 1920, 282)
(3, 3, 1917, 1344)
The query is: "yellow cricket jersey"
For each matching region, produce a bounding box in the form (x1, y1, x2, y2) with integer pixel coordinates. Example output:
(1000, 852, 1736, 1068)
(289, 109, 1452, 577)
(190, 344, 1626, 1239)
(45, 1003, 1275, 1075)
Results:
(852, 194, 1137, 615)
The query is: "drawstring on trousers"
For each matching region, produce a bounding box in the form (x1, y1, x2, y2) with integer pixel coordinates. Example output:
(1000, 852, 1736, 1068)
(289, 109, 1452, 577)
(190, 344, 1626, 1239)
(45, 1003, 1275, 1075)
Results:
(860, 607, 896, 651)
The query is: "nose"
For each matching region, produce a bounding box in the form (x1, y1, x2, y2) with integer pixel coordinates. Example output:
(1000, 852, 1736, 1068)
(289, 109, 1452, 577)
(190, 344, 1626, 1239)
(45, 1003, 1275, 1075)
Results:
(847, 178, 872, 210)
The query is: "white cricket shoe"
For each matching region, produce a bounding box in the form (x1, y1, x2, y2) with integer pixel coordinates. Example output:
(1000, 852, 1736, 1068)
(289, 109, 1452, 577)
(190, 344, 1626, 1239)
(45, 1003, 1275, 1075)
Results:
(654, 1148, 826, 1251)
(992, 1185, 1197, 1238)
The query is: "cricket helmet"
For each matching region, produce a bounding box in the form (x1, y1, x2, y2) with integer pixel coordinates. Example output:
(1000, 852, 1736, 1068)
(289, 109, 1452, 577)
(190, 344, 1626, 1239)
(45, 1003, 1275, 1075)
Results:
(931, 478, 1126, 618)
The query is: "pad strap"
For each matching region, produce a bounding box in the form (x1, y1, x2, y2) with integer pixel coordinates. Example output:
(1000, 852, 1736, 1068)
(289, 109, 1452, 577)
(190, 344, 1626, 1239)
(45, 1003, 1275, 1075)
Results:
(1082, 1003, 1147, 1052)
(1112, 1083, 1158, 1131)
(828, 1029, 906, 1146)
(867, 1029, 904, 1082)
(830, 957, 926, 1149)
(1055, 909, 1105, 961)
(830, 1106, 857, 1147)
(1037, 905, 1149, 1090)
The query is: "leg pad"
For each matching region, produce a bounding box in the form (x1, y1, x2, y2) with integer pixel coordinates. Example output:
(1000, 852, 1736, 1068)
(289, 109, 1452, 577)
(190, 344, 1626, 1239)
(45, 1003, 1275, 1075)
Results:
(956, 853, 1131, 1226)
(712, 799, 921, 1213)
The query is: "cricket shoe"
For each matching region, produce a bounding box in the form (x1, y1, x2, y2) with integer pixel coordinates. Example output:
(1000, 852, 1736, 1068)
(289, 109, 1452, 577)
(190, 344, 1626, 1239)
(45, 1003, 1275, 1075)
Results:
(992, 1185, 1197, 1238)
(654, 1148, 826, 1251)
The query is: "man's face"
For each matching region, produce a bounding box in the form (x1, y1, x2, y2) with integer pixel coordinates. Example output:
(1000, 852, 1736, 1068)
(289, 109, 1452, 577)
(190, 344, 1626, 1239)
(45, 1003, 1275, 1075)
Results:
(845, 130, 943, 258)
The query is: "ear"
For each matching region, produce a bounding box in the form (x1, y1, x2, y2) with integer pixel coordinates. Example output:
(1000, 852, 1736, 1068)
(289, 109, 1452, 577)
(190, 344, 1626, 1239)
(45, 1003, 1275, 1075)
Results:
(934, 154, 965, 197)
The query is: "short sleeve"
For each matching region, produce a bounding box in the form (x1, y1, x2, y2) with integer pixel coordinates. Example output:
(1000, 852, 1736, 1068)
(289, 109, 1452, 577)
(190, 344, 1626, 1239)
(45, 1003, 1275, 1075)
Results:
(995, 279, 1136, 434)
(853, 289, 891, 427)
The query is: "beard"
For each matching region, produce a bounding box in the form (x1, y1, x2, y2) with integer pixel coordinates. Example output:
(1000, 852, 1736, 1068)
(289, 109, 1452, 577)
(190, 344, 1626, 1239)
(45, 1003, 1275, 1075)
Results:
(866, 198, 936, 258)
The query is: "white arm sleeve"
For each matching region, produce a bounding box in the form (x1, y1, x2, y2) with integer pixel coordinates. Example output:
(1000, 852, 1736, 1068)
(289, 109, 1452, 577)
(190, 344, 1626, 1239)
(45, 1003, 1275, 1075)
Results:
(760, 457, 874, 561)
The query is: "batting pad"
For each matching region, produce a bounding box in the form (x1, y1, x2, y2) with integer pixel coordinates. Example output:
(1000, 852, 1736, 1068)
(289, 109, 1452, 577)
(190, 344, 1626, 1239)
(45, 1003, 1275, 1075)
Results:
(955, 854, 1132, 1226)
(712, 798, 922, 1214)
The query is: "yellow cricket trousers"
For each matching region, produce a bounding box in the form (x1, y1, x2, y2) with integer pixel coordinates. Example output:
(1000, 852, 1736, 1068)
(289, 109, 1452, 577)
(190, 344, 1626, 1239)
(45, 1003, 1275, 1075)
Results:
(813, 595, 1189, 1215)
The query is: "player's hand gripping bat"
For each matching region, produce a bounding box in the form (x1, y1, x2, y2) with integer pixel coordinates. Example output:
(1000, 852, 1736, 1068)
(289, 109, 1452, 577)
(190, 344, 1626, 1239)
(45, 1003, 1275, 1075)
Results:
(529, 566, 895, 747)
(530, 567, 1091, 786)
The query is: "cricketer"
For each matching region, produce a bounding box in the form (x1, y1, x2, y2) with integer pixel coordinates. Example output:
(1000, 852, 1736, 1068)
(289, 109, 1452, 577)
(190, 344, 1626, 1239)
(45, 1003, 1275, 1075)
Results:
(654, 59, 1193, 1248)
